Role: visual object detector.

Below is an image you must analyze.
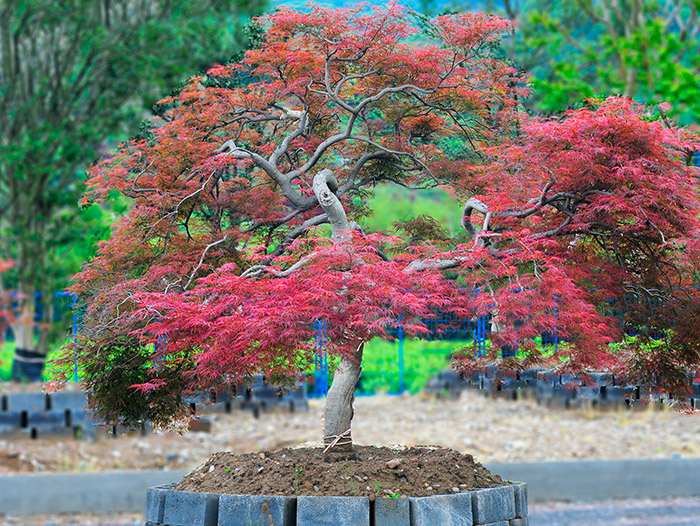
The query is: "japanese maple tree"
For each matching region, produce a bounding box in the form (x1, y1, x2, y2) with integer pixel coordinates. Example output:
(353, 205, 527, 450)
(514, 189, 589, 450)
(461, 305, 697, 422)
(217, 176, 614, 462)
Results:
(61, 5, 700, 449)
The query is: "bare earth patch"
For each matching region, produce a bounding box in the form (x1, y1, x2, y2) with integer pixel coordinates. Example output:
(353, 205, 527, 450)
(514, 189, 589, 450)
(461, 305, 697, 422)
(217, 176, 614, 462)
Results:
(1, 391, 698, 475)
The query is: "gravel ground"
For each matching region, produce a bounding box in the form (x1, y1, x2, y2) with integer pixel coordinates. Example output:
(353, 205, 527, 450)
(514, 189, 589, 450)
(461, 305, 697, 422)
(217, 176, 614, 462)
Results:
(4, 498, 700, 526)
(1, 391, 698, 474)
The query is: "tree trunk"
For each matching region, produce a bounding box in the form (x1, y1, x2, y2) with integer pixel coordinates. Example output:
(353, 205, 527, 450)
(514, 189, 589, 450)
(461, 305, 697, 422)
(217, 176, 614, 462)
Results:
(11, 283, 46, 382)
(323, 341, 364, 456)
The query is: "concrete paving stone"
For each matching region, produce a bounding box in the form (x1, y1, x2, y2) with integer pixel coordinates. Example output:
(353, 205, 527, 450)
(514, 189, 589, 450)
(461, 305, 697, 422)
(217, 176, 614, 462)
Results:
(375, 497, 410, 526)
(410, 492, 472, 526)
(297, 496, 369, 526)
(5, 392, 49, 412)
(145, 484, 173, 523)
(162, 489, 219, 526)
(480, 522, 508, 526)
(509, 520, 522, 526)
(218, 494, 295, 526)
(512, 484, 527, 519)
(471, 486, 516, 525)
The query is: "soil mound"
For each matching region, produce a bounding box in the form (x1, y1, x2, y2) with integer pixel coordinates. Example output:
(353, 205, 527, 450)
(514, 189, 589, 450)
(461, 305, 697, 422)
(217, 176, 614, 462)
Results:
(176, 445, 504, 498)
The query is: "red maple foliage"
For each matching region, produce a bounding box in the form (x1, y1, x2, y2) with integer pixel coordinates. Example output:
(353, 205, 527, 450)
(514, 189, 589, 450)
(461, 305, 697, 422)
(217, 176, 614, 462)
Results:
(59, 5, 700, 441)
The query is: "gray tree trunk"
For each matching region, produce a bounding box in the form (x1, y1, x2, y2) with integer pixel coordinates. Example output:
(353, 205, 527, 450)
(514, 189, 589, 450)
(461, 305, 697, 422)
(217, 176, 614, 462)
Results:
(323, 341, 364, 455)
(312, 169, 364, 454)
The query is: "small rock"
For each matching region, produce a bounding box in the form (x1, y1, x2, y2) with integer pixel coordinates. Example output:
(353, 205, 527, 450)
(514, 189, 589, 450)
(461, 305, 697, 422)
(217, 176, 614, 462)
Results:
(426, 486, 433, 491)
(452, 487, 459, 493)
(208, 465, 215, 473)
(257, 466, 264, 473)
(259, 453, 265, 460)
(386, 459, 402, 469)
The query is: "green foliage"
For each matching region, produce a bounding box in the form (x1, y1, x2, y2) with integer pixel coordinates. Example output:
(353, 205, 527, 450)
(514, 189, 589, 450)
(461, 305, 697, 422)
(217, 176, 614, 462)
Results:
(483, 0, 700, 123)
(52, 336, 191, 429)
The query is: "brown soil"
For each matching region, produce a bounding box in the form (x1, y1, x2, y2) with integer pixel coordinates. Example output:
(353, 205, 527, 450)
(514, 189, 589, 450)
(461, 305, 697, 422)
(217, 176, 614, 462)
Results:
(175, 445, 504, 498)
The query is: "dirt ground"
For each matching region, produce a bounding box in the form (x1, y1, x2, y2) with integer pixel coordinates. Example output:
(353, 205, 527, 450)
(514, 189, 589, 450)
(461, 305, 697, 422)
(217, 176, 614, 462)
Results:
(1, 391, 699, 475)
(175, 445, 503, 497)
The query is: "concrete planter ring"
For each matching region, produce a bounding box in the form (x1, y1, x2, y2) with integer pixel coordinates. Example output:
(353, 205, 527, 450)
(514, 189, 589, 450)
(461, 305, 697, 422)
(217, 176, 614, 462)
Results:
(145, 481, 528, 526)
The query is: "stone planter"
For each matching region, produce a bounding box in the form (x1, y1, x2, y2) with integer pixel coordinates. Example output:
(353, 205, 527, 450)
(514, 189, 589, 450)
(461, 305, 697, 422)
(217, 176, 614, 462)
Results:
(145, 482, 528, 526)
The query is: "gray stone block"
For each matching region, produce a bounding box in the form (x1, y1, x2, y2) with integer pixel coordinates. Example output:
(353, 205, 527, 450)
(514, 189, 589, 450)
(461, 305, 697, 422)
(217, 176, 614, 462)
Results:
(375, 497, 410, 526)
(27, 410, 66, 430)
(49, 392, 87, 412)
(162, 489, 219, 526)
(145, 484, 172, 523)
(481, 522, 508, 526)
(5, 393, 48, 412)
(410, 492, 472, 526)
(471, 486, 515, 524)
(0, 411, 21, 430)
(218, 494, 295, 526)
(509, 520, 522, 526)
(513, 484, 527, 518)
(297, 496, 369, 526)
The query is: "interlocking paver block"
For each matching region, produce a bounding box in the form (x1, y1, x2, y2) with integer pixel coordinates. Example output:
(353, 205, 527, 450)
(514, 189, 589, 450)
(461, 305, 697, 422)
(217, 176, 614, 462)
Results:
(375, 497, 410, 526)
(145, 484, 172, 523)
(513, 484, 527, 518)
(297, 496, 369, 526)
(218, 494, 295, 526)
(471, 486, 515, 524)
(410, 492, 473, 526)
(162, 489, 219, 526)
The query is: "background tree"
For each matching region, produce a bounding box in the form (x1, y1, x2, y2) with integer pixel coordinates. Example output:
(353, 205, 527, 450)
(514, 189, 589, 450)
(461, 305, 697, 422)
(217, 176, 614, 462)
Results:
(61, 6, 700, 451)
(0, 0, 267, 380)
(484, 0, 700, 123)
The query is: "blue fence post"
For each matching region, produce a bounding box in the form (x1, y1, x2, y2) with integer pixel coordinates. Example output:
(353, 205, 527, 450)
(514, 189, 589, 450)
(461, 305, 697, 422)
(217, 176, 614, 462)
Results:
(397, 315, 405, 394)
(70, 293, 79, 382)
(554, 296, 559, 353)
(314, 319, 328, 397)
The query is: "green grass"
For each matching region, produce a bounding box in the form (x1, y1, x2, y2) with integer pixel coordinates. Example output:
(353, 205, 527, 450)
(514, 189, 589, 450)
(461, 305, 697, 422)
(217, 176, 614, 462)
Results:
(358, 337, 469, 394)
(0, 341, 13, 381)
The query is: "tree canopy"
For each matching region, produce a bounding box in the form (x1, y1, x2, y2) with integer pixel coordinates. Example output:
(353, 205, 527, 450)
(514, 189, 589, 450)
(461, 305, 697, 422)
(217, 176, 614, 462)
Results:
(61, 5, 700, 442)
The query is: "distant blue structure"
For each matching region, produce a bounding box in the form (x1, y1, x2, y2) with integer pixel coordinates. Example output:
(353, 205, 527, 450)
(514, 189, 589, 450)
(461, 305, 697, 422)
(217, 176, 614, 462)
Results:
(313, 319, 329, 397)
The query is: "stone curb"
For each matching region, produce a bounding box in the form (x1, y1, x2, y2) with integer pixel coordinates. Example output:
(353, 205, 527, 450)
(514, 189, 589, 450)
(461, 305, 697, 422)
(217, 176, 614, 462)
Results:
(145, 483, 527, 526)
